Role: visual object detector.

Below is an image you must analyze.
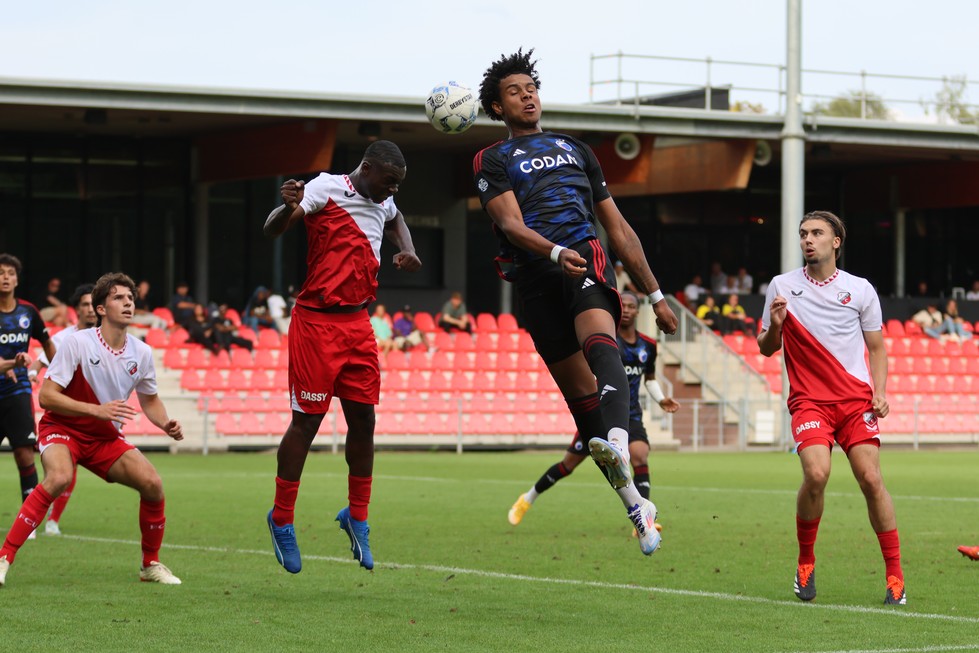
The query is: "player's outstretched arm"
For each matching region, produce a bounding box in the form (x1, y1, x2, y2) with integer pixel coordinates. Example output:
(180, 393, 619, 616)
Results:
(384, 211, 422, 272)
(264, 179, 307, 238)
(485, 191, 588, 276)
(864, 330, 889, 418)
(138, 392, 184, 441)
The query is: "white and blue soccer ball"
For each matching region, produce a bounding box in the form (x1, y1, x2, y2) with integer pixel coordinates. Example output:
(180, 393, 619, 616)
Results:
(425, 81, 478, 134)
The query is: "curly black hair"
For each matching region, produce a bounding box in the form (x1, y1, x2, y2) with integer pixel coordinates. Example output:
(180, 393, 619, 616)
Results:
(478, 48, 540, 122)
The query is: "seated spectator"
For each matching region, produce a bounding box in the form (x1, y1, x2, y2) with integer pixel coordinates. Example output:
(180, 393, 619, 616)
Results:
(131, 279, 170, 330)
(211, 304, 254, 352)
(911, 304, 943, 332)
(393, 305, 428, 351)
(613, 261, 639, 293)
(721, 293, 752, 334)
(709, 261, 727, 295)
(267, 290, 291, 333)
(187, 303, 220, 353)
(966, 280, 979, 301)
(925, 299, 973, 342)
(719, 275, 740, 296)
(170, 281, 197, 329)
(243, 286, 278, 333)
(370, 303, 395, 354)
(734, 267, 754, 294)
(438, 291, 472, 333)
(683, 274, 707, 305)
(696, 295, 722, 331)
(38, 277, 69, 327)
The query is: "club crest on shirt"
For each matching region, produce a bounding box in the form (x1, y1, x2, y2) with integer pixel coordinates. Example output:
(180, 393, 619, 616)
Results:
(638, 349, 648, 364)
(555, 139, 573, 152)
(862, 411, 879, 430)
(837, 291, 852, 305)
(18, 314, 30, 329)
(127, 361, 138, 376)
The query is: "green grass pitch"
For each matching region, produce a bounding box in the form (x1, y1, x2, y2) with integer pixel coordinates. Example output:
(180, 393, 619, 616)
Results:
(2, 449, 978, 652)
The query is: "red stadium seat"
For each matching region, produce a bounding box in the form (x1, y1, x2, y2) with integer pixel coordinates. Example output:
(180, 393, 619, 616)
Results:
(413, 312, 436, 332)
(211, 350, 231, 369)
(145, 328, 169, 349)
(250, 370, 277, 392)
(430, 351, 454, 370)
(891, 357, 913, 375)
(497, 313, 518, 332)
(885, 319, 905, 337)
(433, 332, 454, 351)
(163, 349, 186, 370)
(180, 369, 206, 392)
(239, 413, 267, 435)
(152, 307, 175, 329)
(169, 328, 190, 347)
(215, 413, 242, 435)
(475, 313, 498, 332)
(453, 333, 475, 352)
(383, 349, 408, 371)
(203, 369, 228, 392)
(185, 348, 210, 370)
(230, 348, 254, 369)
(256, 329, 281, 349)
(262, 413, 289, 435)
(516, 331, 536, 353)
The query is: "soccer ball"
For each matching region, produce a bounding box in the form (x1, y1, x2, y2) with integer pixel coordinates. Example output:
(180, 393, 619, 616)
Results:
(425, 81, 478, 134)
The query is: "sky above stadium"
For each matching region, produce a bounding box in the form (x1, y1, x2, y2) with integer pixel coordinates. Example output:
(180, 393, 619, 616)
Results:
(3, 0, 977, 121)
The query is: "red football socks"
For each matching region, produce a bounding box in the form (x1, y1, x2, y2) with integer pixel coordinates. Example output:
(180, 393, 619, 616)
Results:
(0, 485, 54, 563)
(139, 498, 166, 568)
(271, 477, 300, 526)
(48, 468, 77, 523)
(876, 528, 903, 580)
(796, 515, 821, 565)
(348, 475, 372, 522)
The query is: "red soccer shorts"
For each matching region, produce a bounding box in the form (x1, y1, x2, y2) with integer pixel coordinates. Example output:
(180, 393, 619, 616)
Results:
(38, 429, 136, 480)
(288, 308, 380, 414)
(791, 399, 881, 454)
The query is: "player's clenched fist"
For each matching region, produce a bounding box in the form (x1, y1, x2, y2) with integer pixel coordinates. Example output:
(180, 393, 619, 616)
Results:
(280, 179, 305, 208)
(769, 295, 788, 328)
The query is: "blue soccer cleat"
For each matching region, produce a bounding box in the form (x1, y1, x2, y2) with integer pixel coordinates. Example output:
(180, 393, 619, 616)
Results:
(267, 509, 302, 574)
(336, 507, 374, 570)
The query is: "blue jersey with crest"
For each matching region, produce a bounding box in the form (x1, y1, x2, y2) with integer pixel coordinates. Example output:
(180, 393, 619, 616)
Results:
(618, 331, 657, 421)
(473, 132, 610, 264)
(0, 300, 49, 399)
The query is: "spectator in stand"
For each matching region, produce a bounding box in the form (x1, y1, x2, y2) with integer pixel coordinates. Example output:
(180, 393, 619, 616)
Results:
(131, 280, 169, 331)
(438, 291, 472, 334)
(735, 267, 754, 294)
(186, 303, 220, 353)
(721, 293, 751, 334)
(211, 304, 254, 352)
(757, 271, 771, 296)
(169, 282, 196, 329)
(393, 305, 428, 351)
(683, 274, 707, 305)
(719, 275, 740, 295)
(696, 294, 722, 331)
(243, 286, 278, 333)
(613, 261, 639, 293)
(925, 299, 973, 342)
(709, 261, 728, 295)
(38, 277, 69, 327)
(370, 304, 395, 354)
(267, 290, 291, 333)
(911, 304, 943, 334)
(965, 280, 979, 301)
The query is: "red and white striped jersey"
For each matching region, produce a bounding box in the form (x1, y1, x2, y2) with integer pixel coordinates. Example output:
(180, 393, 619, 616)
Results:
(39, 328, 157, 439)
(296, 173, 398, 310)
(761, 267, 882, 408)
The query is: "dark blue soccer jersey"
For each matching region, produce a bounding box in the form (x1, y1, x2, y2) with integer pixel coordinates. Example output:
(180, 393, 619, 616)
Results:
(618, 331, 657, 421)
(473, 132, 610, 264)
(0, 300, 49, 399)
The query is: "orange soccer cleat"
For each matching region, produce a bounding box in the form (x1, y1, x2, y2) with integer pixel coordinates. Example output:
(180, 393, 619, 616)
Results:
(957, 545, 979, 561)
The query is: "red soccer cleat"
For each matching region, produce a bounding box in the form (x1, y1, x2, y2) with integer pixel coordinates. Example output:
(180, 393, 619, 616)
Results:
(957, 545, 979, 561)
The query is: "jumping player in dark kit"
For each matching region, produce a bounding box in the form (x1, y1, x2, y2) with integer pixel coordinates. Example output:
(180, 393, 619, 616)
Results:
(0, 254, 56, 528)
(508, 291, 680, 529)
(474, 49, 678, 555)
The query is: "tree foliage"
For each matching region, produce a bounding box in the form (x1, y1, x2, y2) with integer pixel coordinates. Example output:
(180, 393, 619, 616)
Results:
(924, 75, 977, 125)
(811, 90, 891, 120)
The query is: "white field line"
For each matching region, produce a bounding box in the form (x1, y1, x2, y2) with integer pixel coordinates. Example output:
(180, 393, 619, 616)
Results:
(784, 645, 979, 653)
(46, 533, 979, 626)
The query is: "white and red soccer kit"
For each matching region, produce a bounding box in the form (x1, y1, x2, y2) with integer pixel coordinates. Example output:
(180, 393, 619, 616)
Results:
(290, 173, 398, 413)
(761, 267, 884, 452)
(38, 328, 157, 477)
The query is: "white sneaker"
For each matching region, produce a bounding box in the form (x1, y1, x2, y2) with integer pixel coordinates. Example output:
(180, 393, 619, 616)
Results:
(26, 530, 36, 541)
(627, 499, 662, 555)
(0, 555, 9, 587)
(588, 438, 632, 489)
(139, 561, 182, 585)
(45, 521, 62, 536)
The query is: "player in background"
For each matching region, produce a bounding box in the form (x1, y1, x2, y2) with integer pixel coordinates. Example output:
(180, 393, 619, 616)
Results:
(508, 291, 680, 528)
(0, 254, 56, 538)
(264, 141, 421, 573)
(758, 211, 904, 605)
(0, 272, 184, 587)
(28, 283, 96, 536)
(474, 49, 678, 555)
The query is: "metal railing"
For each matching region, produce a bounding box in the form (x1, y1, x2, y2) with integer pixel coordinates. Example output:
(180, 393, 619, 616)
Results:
(589, 52, 979, 123)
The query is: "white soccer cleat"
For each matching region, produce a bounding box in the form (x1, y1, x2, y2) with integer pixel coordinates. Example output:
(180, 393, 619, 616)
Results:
(139, 561, 182, 585)
(26, 529, 36, 541)
(0, 555, 9, 587)
(45, 521, 62, 536)
(627, 499, 662, 555)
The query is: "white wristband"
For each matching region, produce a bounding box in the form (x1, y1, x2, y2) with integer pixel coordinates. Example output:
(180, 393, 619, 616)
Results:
(27, 369, 38, 381)
(648, 289, 665, 304)
(644, 380, 666, 404)
(549, 245, 566, 264)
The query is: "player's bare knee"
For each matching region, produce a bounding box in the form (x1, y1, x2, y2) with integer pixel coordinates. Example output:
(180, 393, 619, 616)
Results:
(42, 470, 73, 497)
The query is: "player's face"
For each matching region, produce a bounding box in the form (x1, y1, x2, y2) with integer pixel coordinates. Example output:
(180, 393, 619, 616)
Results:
(97, 285, 135, 326)
(363, 161, 406, 204)
(494, 74, 541, 127)
(0, 264, 18, 294)
(620, 295, 639, 328)
(799, 219, 839, 265)
(76, 293, 97, 328)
